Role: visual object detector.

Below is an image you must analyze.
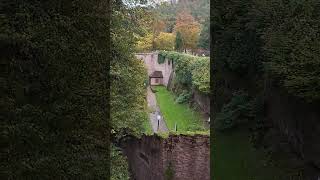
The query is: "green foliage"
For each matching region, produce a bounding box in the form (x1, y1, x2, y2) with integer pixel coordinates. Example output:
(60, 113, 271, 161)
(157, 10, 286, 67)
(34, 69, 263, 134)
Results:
(1, 0, 110, 178)
(212, 0, 320, 178)
(212, 0, 320, 105)
(164, 162, 175, 180)
(111, 56, 149, 138)
(175, 90, 192, 104)
(110, 2, 153, 178)
(111, 145, 130, 180)
(212, 0, 264, 76)
(175, 31, 183, 51)
(154, 0, 209, 30)
(215, 91, 255, 131)
(154, 86, 207, 132)
(191, 58, 210, 94)
(111, 0, 150, 139)
(255, 0, 320, 102)
(159, 51, 195, 86)
(158, 51, 210, 94)
(136, 33, 153, 52)
(154, 32, 175, 51)
(158, 52, 166, 64)
(198, 17, 210, 50)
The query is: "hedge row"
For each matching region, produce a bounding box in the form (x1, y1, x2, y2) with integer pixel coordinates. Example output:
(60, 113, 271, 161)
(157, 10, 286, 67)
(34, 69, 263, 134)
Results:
(158, 51, 210, 94)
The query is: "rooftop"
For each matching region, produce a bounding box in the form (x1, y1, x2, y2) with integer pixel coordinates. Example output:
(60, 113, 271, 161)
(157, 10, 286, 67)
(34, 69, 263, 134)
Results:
(150, 71, 163, 78)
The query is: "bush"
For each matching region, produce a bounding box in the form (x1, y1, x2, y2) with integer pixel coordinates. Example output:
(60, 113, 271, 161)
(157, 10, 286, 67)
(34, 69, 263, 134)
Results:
(111, 145, 130, 180)
(164, 162, 175, 180)
(175, 90, 192, 104)
(215, 91, 255, 131)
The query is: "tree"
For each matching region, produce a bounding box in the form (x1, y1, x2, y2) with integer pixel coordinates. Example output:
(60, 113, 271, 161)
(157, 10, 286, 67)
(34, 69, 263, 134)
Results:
(198, 17, 210, 50)
(136, 33, 153, 52)
(2, 0, 110, 178)
(111, 0, 149, 138)
(154, 32, 176, 51)
(152, 18, 166, 49)
(253, 0, 320, 102)
(175, 31, 183, 51)
(174, 11, 201, 52)
(111, 1, 151, 179)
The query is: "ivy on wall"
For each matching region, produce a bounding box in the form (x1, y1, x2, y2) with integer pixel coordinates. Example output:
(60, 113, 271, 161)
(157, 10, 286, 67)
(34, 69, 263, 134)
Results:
(158, 51, 210, 94)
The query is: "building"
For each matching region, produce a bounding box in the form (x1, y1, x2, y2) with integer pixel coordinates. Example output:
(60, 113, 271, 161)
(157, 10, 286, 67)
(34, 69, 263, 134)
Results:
(149, 71, 164, 85)
(136, 52, 173, 86)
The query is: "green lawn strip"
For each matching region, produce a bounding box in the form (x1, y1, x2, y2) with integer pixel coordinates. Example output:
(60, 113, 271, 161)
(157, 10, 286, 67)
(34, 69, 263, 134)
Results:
(154, 86, 207, 132)
(211, 127, 303, 180)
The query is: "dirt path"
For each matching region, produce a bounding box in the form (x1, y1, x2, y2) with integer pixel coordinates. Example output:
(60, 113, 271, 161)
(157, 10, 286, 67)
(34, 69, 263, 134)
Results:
(147, 87, 168, 133)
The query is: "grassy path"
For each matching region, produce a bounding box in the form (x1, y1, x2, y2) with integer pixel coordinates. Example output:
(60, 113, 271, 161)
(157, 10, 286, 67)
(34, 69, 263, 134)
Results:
(154, 86, 207, 132)
(146, 87, 168, 133)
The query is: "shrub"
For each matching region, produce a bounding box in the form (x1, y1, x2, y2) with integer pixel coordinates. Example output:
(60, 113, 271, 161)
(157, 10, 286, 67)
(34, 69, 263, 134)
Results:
(164, 162, 175, 180)
(215, 91, 255, 131)
(175, 90, 192, 104)
(111, 145, 130, 180)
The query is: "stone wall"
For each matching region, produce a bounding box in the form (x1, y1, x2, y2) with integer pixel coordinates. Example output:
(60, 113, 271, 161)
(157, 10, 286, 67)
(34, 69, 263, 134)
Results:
(122, 135, 210, 180)
(193, 88, 210, 115)
(265, 84, 320, 178)
(136, 52, 173, 87)
(150, 78, 163, 85)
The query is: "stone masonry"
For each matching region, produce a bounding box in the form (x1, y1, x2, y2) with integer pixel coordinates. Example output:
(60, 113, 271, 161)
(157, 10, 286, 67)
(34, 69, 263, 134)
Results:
(136, 52, 173, 87)
(122, 135, 210, 180)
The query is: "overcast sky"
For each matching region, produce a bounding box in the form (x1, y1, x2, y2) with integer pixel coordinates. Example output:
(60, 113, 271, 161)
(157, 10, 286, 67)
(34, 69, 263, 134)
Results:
(122, 0, 171, 8)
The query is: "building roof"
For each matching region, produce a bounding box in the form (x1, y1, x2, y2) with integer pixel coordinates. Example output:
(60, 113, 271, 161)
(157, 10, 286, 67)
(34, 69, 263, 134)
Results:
(149, 71, 163, 78)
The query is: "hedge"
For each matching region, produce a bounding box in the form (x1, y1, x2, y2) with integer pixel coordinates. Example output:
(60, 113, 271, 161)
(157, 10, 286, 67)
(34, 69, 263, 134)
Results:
(158, 51, 210, 94)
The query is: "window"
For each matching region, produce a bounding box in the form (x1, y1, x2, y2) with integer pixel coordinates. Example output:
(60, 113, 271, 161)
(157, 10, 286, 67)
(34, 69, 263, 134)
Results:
(168, 60, 171, 65)
(155, 78, 159, 83)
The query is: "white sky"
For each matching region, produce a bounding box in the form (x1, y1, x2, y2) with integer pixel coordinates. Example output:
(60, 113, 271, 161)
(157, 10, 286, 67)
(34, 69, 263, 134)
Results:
(122, 0, 172, 8)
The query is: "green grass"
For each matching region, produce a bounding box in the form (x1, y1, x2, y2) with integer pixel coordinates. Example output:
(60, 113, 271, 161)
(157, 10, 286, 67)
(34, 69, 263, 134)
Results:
(154, 86, 207, 132)
(212, 127, 304, 180)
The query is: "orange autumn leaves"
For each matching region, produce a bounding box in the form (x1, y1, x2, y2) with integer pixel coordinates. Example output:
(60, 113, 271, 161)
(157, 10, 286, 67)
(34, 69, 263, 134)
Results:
(136, 11, 200, 52)
(174, 11, 201, 51)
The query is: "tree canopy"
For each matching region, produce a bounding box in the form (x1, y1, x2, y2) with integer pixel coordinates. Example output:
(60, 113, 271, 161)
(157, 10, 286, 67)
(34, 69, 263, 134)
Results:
(174, 11, 201, 51)
(2, 0, 110, 178)
(154, 32, 176, 51)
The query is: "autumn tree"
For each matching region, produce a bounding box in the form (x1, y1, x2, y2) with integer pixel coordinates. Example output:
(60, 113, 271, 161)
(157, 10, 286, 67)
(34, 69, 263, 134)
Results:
(174, 11, 200, 52)
(136, 33, 153, 52)
(154, 32, 175, 51)
(152, 18, 166, 49)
